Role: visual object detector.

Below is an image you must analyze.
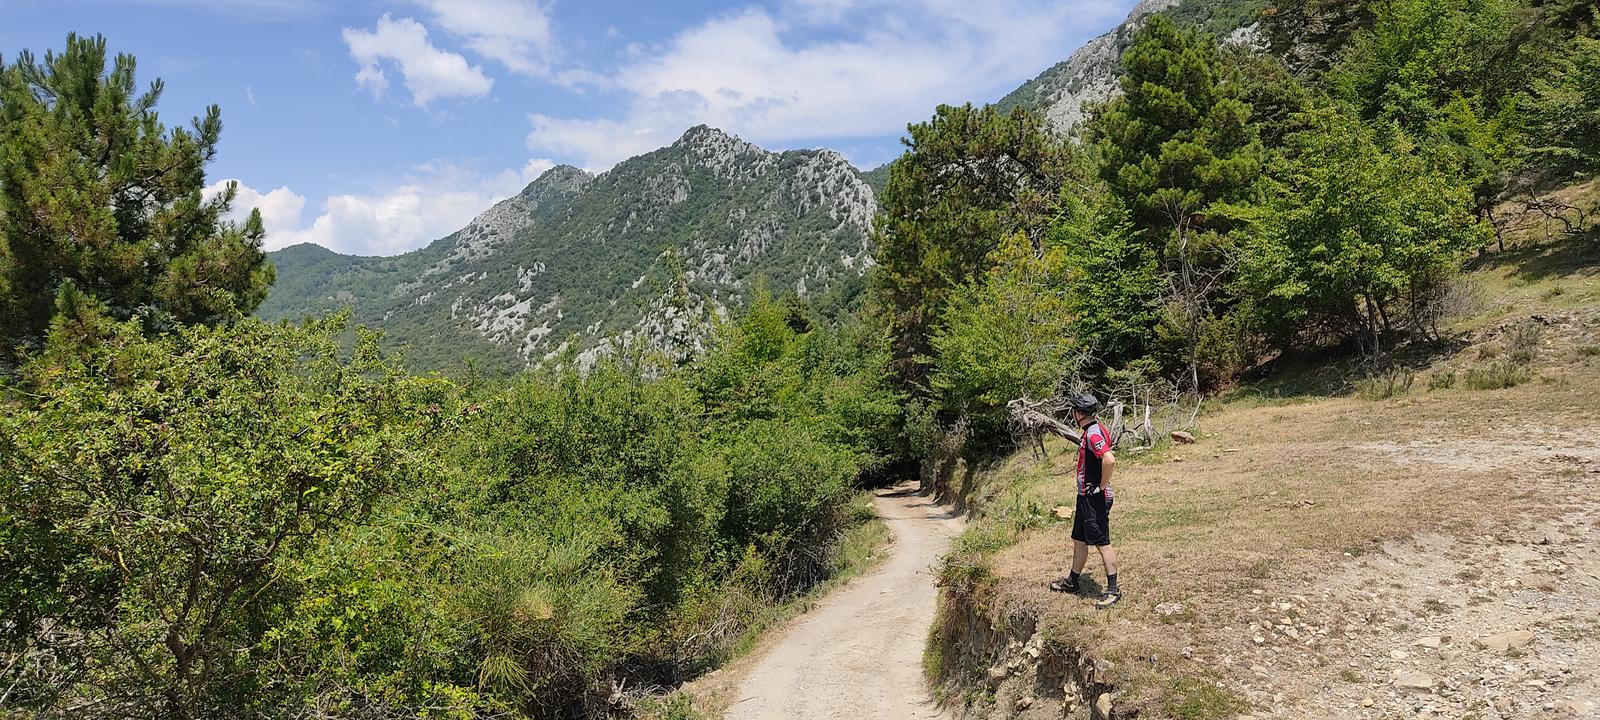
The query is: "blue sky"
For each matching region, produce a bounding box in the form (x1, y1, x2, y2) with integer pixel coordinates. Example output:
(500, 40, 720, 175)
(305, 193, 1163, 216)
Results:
(4, 0, 1135, 255)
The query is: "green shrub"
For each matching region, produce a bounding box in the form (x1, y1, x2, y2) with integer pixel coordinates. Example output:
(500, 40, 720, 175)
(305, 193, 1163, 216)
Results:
(1465, 360, 1532, 389)
(1504, 320, 1545, 365)
(0, 315, 456, 716)
(1355, 368, 1414, 400)
(1427, 370, 1457, 390)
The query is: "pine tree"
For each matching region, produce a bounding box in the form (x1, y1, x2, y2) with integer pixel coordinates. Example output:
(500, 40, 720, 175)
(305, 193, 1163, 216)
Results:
(0, 34, 274, 361)
(1087, 14, 1262, 391)
(872, 103, 1068, 387)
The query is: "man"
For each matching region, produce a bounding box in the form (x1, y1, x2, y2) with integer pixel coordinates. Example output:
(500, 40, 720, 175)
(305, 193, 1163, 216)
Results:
(1049, 393, 1121, 607)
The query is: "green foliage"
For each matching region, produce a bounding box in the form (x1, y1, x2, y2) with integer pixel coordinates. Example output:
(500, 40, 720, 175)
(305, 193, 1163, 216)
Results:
(1239, 107, 1490, 355)
(1504, 319, 1545, 364)
(1520, 34, 1600, 178)
(1087, 14, 1264, 389)
(1464, 359, 1532, 389)
(1052, 193, 1164, 374)
(0, 34, 273, 360)
(873, 103, 1070, 385)
(1090, 14, 1262, 238)
(1164, 676, 1249, 720)
(928, 233, 1079, 439)
(0, 314, 449, 716)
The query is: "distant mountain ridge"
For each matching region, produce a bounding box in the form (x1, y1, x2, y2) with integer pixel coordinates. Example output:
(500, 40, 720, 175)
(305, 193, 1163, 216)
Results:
(259, 125, 877, 371)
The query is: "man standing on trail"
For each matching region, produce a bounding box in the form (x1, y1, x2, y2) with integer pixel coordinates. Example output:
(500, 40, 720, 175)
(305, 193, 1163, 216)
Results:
(1049, 393, 1121, 607)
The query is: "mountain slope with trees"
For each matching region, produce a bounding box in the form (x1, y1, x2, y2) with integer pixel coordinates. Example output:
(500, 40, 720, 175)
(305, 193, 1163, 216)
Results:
(259, 126, 878, 372)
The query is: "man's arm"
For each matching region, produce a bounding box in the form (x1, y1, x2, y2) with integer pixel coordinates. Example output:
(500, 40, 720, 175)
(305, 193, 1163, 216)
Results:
(1100, 450, 1115, 493)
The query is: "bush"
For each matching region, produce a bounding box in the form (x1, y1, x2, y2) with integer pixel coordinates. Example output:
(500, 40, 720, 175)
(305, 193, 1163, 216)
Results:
(1504, 320, 1545, 365)
(1465, 360, 1532, 390)
(0, 315, 454, 716)
(1355, 368, 1415, 400)
(1428, 370, 1457, 390)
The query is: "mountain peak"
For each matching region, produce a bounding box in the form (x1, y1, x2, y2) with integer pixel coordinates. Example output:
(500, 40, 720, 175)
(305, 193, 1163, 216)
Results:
(673, 124, 773, 181)
(675, 124, 766, 155)
(521, 164, 593, 198)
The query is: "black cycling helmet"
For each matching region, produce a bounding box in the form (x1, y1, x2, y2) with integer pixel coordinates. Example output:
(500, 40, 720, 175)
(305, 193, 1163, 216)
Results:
(1067, 392, 1100, 414)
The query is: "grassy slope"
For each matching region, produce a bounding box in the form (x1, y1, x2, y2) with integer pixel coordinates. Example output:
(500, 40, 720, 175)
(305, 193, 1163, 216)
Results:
(932, 185, 1600, 718)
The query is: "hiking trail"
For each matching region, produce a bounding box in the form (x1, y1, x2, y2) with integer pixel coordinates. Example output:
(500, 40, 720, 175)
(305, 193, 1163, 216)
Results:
(723, 480, 962, 720)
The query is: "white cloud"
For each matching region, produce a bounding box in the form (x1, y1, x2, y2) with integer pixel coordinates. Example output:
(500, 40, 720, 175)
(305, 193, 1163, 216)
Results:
(417, 0, 555, 76)
(206, 180, 307, 251)
(526, 0, 1126, 169)
(211, 157, 557, 256)
(343, 14, 494, 106)
(528, 114, 669, 170)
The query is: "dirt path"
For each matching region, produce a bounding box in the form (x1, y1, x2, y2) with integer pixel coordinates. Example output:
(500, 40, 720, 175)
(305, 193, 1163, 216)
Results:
(724, 481, 962, 720)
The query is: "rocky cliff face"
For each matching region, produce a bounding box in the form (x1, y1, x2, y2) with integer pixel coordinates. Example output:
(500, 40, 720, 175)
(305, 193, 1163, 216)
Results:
(996, 0, 1266, 132)
(260, 126, 877, 372)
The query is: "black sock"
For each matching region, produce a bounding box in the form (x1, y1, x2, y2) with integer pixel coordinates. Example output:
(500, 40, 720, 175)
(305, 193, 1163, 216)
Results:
(1068, 571, 1080, 584)
(1106, 574, 1119, 592)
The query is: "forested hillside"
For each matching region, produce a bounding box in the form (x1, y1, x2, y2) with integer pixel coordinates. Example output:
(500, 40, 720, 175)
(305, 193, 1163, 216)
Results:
(3, 0, 1598, 717)
(260, 126, 878, 372)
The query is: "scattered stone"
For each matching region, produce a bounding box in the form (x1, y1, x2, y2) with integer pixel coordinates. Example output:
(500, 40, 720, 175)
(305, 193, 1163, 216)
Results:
(1390, 650, 1409, 661)
(1092, 659, 1115, 684)
(1015, 696, 1033, 710)
(1412, 636, 1445, 649)
(1171, 430, 1196, 444)
(1474, 630, 1534, 652)
(986, 666, 1008, 689)
(1156, 601, 1185, 617)
(1094, 692, 1113, 719)
(1394, 671, 1436, 692)
(1362, 697, 1375, 707)
(1053, 505, 1074, 519)
(1555, 699, 1597, 715)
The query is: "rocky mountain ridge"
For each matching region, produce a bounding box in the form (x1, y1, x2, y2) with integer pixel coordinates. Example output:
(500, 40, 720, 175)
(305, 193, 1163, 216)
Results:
(259, 125, 877, 371)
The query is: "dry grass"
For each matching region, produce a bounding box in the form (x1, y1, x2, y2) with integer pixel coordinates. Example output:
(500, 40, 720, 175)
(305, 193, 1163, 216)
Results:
(950, 314, 1600, 717)
(940, 249, 1600, 716)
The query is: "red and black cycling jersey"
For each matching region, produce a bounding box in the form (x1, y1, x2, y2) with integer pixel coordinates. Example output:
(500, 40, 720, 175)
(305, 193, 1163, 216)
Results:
(1076, 421, 1113, 498)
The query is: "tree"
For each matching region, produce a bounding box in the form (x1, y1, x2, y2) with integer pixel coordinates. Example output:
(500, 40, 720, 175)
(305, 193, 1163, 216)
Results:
(1520, 34, 1600, 180)
(1051, 191, 1162, 375)
(0, 314, 451, 717)
(1239, 107, 1490, 358)
(0, 34, 274, 361)
(872, 103, 1070, 387)
(928, 232, 1079, 442)
(1087, 14, 1262, 391)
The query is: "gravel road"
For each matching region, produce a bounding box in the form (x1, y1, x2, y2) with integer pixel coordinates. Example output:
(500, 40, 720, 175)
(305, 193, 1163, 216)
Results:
(725, 481, 962, 720)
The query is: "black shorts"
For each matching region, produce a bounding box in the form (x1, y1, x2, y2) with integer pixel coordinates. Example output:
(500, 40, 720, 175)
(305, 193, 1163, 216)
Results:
(1071, 492, 1113, 546)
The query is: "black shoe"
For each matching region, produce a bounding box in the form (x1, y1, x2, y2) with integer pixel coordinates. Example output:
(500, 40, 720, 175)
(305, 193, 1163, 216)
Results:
(1049, 575, 1081, 593)
(1094, 590, 1122, 608)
